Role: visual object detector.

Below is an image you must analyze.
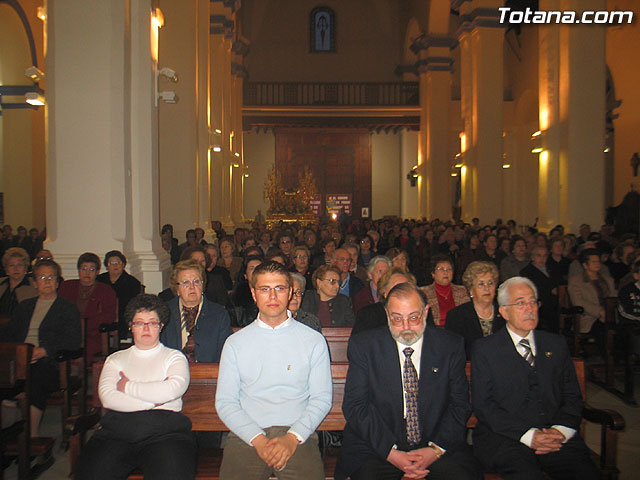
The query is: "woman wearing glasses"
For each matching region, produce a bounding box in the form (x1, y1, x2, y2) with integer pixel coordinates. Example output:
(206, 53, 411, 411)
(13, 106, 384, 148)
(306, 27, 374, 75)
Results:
(5, 259, 81, 436)
(446, 261, 505, 359)
(300, 264, 355, 327)
(288, 272, 321, 332)
(421, 254, 469, 327)
(161, 259, 232, 362)
(75, 294, 196, 480)
(59, 252, 118, 360)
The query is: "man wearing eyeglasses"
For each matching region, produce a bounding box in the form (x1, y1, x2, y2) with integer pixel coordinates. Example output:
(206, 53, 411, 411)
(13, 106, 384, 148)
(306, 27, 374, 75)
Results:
(471, 276, 598, 479)
(336, 282, 477, 480)
(216, 260, 332, 480)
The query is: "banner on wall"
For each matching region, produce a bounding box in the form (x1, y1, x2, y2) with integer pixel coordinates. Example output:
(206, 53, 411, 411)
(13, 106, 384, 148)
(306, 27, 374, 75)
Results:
(326, 194, 352, 215)
(310, 194, 322, 216)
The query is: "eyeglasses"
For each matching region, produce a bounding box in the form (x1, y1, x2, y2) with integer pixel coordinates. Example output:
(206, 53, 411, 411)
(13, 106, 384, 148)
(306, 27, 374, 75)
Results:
(389, 313, 424, 326)
(131, 321, 162, 329)
(435, 267, 453, 272)
(254, 285, 289, 295)
(80, 266, 96, 272)
(36, 256, 52, 261)
(293, 254, 308, 259)
(505, 300, 541, 310)
(292, 289, 304, 297)
(320, 278, 339, 285)
(475, 280, 495, 289)
(38, 275, 56, 281)
(108, 260, 123, 265)
(280, 239, 292, 244)
(178, 279, 202, 289)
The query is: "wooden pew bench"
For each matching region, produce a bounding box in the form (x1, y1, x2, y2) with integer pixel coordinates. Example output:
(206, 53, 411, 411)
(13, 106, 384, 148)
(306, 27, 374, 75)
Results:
(67, 357, 623, 480)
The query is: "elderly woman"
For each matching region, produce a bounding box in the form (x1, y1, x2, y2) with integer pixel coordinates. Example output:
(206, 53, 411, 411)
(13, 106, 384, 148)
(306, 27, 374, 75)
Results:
(74, 294, 196, 480)
(288, 272, 321, 332)
(5, 259, 81, 436)
(217, 236, 243, 286)
(290, 244, 314, 290)
(446, 261, 505, 359)
(161, 260, 232, 362)
(59, 252, 118, 359)
(421, 254, 470, 327)
(97, 250, 143, 339)
(300, 264, 355, 327)
(352, 255, 392, 315)
(0, 247, 37, 319)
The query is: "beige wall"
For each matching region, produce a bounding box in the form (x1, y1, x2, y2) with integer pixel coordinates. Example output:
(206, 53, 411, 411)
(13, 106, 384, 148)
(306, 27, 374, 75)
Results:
(241, 0, 402, 82)
(243, 130, 274, 220)
(607, 0, 640, 204)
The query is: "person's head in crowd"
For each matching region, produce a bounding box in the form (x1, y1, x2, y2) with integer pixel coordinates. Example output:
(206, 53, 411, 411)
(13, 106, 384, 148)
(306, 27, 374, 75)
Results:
(243, 246, 263, 258)
(266, 250, 287, 266)
(125, 294, 171, 350)
(579, 248, 602, 278)
(631, 259, 640, 282)
(332, 248, 352, 276)
(431, 254, 454, 287)
(233, 228, 246, 247)
(33, 259, 62, 299)
(377, 267, 417, 301)
(219, 236, 236, 259)
(312, 264, 342, 301)
(171, 259, 206, 306)
(331, 230, 343, 248)
(321, 238, 337, 261)
(2, 224, 13, 238)
(483, 233, 498, 254)
(596, 241, 612, 263)
(303, 229, 317, 250)
(243, 255, 264, 284)
(259, 230, 271, 248)
(359, 234, 374, 255)
(34, 249, 53, 262)
(549, 238, 564, 258)
(497, 276, 539, 337)
(204, 244, 219, 271)
(161, 224, 174, 237)
(345, 233, 358, 245)
(16, 226, 27, 240)
(472, 217, 480, 226)
(104, 250, 127, 280)
(579, 223, 591, 241)
(28, 228, 39, 241)
(180, 245, 210, 270)
(185, 229, 197, 247)
(549, 227, 562, 239)
(510, 236, 527, 260)
(277, 233, 294, 256)
(530, 245, 548, 269)
(292, 245, 310, 273)
(2, 248, 30, 286)
(496, 226, 509, 239)
(195, 227, 205, 244)
(288, 272, 306, 316)
(76, 252, 101, 287)
(367, 230, 380, 250)
(249, 261, 292, 324)
(466, 232, 480, 250)
(343, 243, 360, 272)
(615, 241, 636, 265)
(366, 256, 392, 294)
(386, 248, 409, 272)
(463, 261, 498, 305)
(424, 229, 435, 244)
(534, 233, 547, 249)
(385, 282, 428, 346)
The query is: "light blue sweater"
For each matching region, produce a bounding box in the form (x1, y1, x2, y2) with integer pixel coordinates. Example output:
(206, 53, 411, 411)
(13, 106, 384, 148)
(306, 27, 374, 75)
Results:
(215, 319, 332, 445)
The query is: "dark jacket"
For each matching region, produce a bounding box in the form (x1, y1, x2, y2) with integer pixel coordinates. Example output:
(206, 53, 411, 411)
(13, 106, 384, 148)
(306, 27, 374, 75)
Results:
(7, 296, 81, 357)
(96, 270, 143, 337)
(352, 283, 375, 316)
(161, 296, 233, 362)
(300, 291, 355, 327)
(445, 301, 505, 359)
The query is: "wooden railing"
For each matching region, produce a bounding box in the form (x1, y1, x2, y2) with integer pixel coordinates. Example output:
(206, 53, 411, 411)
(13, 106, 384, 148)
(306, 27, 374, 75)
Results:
(244, 81, 419, 106)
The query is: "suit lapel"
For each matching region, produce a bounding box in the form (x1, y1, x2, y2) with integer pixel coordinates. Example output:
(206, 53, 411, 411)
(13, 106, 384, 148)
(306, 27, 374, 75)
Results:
(380, 330, 405, 425)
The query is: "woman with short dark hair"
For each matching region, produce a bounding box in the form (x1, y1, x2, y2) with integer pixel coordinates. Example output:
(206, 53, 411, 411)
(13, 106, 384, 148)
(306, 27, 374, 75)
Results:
(74, 294, 196, 480)
(0, 247, 37, 318)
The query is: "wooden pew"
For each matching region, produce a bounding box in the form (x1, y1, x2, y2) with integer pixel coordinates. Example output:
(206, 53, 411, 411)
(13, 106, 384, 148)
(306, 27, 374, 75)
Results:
(68, 357, 623, 480)
(322, 327, 351, 363)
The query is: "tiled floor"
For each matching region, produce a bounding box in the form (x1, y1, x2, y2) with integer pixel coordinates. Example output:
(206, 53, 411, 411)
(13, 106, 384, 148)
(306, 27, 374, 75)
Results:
(4, 374, 639, 479)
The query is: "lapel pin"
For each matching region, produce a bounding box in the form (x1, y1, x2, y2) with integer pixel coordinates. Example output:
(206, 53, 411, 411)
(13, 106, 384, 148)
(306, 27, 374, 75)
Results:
(287, 365, 291, 370)
(545, 351, 552, 357)
(432, 367, 439, 373)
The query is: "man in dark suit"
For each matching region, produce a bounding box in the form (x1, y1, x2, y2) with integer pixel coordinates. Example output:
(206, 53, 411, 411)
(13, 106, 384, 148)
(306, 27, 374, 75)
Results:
(333, 248, 364, 299)
(336, 283, 478, 480)
(520, 246, 559, 332)
(471, 276, 598, 480)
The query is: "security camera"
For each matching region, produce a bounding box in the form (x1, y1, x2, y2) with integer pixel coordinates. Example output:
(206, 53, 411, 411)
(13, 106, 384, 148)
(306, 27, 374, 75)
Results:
(25, 66, 45, 82)
(158, 67, 179, 83)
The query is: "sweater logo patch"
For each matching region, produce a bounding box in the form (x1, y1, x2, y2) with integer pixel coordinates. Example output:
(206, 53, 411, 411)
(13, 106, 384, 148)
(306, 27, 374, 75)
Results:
(287, 365, 291, 370)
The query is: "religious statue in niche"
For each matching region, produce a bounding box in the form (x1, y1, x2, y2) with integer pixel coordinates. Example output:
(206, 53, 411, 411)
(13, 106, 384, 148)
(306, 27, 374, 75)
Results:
(310, 6, 336, 53)
(263, 165, 318, 227)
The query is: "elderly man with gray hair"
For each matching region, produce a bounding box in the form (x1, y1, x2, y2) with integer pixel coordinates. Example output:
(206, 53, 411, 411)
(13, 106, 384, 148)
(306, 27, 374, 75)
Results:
(471, 276, 598, 480)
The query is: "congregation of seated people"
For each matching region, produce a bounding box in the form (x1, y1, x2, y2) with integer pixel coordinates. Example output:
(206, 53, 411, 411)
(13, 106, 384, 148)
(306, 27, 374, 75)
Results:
(1, 216, 638, 479)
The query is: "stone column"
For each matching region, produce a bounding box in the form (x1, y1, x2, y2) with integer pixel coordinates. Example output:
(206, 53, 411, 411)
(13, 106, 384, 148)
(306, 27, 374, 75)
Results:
(45, 0, 169, 291)
(455, 0, 504, 224)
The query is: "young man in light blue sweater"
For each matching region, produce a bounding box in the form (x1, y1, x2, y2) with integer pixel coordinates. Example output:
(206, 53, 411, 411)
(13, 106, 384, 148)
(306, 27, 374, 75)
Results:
(216, 261, 332, 480)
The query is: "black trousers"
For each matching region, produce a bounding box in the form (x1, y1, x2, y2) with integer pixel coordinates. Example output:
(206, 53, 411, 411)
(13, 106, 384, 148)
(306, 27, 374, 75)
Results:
(0, 358, 59, 410)
(74, 410, 197, 480)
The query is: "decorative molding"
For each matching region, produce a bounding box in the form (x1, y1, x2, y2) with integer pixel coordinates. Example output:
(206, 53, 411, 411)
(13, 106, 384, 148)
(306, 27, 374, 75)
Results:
(455, 7, 506, 38)
(410, 34, 457, 54)
(231, 62, 249, 78)
(210, 0, 241, 14)
(416, 57, 454, 73)
(450, 0, 471, 10)
(210, 14, 234, 36)
(232, 39, 250, 56)
(394, 64, 418, 77)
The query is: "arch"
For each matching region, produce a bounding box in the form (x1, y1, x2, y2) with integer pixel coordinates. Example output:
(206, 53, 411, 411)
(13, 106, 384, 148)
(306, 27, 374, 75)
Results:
(0, 0, 39, 69)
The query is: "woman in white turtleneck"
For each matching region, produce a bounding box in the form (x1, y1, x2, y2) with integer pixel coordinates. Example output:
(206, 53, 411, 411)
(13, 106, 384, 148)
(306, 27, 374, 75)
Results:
(74, 294, 196, 480)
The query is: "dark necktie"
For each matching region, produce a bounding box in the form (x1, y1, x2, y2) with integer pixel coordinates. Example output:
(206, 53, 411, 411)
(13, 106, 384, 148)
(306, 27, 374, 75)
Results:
(403, 347, 421, 445)
(182, 305, 199, 362)
(519, 338, 535, 367)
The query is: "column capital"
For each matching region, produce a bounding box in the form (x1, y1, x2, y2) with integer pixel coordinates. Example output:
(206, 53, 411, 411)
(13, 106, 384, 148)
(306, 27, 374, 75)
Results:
(232, 38, 250, 56)
(455, 7, 506, 38)
(231, 62, 248, 78)
(416, 57, 454, 73)
(410, 34, 457, 54)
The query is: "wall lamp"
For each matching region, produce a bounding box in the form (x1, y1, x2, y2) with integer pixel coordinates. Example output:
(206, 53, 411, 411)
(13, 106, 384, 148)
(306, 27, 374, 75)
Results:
(25, 66, 45, 83)
(25, 92, 45, 106)
(530, 129, 546, 154)
(155, 67, 179, 106)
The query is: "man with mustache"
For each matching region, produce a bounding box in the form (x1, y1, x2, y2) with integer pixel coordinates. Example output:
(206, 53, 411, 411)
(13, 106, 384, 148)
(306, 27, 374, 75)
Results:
(335, 283, 478, 480)
(471, 277, 598, 479)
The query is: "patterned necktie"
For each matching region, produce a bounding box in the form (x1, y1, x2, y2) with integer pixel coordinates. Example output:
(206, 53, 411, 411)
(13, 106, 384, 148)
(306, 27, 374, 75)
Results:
(403, 347, 421, 445)
(519, 338, 535, 367)
(182, 305, 199, 362)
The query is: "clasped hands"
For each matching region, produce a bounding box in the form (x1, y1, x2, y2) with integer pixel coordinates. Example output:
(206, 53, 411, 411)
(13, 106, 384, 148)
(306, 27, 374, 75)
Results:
(387, 446, 440, 479)
(252, 432, 299, 471)
(531, 428, 566, 455)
